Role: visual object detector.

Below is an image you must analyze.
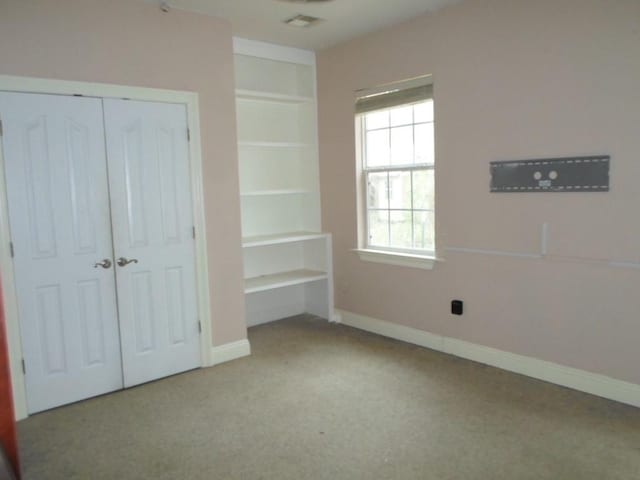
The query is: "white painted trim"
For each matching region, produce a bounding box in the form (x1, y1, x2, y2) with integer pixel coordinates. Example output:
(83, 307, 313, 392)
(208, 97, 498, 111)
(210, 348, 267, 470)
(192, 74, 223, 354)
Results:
(0, 138, 28, 421)
(0, 75, 197, 103)
(185, 95, 214, 370)
(210, 339, 251, 366)
(354, 249, 438, 270)
(0, 75, 213, 419)
(446, 223, 640, 269)
(337, 309, 640, 409)
(447, 245, 640, 270)
(609, 260, 640, 269)
(446, 246, 542, 259)
(233, 37, 315, 65)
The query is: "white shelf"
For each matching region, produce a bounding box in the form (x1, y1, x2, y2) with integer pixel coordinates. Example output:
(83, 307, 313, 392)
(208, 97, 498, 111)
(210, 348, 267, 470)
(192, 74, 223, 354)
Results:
(242, 231, 327, 248)
(245, 269, 328, 294)
(236, 89, 314, 104)
(238, 141, 312, 149)
(240, 189, 310, 197)
(234, 41, 332, 325)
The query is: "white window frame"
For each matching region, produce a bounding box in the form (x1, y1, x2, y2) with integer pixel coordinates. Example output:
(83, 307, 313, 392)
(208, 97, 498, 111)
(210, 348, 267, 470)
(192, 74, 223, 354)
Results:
(353, 77, 437, 270)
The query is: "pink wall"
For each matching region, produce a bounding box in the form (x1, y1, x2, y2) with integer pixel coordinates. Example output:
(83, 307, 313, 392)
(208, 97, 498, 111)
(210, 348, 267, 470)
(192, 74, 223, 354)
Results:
(0, 0, 246, 346)
(318, 0, 640, 384)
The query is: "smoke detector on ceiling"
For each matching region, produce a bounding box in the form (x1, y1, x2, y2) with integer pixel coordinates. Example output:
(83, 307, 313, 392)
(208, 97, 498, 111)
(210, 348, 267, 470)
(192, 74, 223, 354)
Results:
(284, 14, 324, 28)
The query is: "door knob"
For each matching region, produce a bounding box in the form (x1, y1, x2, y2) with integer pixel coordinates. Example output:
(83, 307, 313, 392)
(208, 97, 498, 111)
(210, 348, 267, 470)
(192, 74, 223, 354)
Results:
(94, 259, 112, 269)
(117, 257, 139, 267)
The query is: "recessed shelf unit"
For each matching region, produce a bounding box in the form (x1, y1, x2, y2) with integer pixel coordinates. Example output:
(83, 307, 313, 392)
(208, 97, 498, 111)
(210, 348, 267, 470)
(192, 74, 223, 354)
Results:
(245, 269, 328, 294)
(235, 89, 314, 104)
(240, 189, 311, 197)
(234, 37, 334, 327)
(242, 231, 327, 248)
(238, 141, 311, 148)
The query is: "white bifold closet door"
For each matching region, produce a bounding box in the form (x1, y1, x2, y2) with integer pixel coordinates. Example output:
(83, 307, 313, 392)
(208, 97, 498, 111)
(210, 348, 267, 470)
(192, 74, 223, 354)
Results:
(102, 99, 200, 388)
(0, 92, 123, 413)
(0, 92, 201, 414)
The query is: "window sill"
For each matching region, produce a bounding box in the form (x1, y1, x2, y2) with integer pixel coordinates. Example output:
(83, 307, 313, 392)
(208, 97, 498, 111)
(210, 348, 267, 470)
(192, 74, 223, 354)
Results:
(353, 249, 438, 270)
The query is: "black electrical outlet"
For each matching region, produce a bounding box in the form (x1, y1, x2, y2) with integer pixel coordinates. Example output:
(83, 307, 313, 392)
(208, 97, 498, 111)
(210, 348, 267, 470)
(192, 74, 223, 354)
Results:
(451, 300, 463, 315)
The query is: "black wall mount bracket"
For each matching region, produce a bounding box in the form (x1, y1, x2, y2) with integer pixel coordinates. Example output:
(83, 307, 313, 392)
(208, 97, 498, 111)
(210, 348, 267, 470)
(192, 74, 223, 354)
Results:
(490, 155, 610, 193)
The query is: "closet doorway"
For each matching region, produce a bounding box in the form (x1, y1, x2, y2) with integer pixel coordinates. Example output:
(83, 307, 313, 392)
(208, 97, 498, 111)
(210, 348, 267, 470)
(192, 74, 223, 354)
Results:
(0, 90, 204, 414)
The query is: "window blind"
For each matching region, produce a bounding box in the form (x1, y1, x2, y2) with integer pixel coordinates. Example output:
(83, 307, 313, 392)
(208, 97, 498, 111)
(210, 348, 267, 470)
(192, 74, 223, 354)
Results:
(355, 83, 433, 115)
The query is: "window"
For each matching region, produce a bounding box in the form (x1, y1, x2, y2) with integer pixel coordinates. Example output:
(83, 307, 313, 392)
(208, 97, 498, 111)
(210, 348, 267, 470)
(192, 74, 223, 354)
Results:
(356, 81, 435, 263)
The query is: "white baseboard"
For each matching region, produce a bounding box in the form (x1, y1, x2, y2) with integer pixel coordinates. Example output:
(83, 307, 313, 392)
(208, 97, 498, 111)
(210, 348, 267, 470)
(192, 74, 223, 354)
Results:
(210, 339, 251, 366)
(337, 309, 640, 409)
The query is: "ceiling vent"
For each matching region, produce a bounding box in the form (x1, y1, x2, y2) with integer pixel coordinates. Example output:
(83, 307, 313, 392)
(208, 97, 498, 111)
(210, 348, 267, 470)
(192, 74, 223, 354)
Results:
(284, 14, 324, 27)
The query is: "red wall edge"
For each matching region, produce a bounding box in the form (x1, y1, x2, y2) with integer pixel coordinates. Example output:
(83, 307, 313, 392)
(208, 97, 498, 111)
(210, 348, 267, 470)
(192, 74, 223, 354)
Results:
(0, 277, 20, 478)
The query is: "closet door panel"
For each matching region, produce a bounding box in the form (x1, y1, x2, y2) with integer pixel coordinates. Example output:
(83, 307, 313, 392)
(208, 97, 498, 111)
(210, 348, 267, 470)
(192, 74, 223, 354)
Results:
(0, 92, 123, 413)
(103, 99, 200, 387)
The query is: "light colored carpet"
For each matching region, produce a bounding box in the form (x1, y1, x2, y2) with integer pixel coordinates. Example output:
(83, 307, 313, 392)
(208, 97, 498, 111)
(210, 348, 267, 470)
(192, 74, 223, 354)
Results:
(18, 315, 640, 479)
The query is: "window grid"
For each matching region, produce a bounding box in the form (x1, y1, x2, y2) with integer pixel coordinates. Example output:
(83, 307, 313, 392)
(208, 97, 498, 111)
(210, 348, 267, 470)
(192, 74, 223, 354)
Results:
(410, 166, 414, 249)
(366, 121, 432, 133)
(361, 100, 434, 253)
(365, 169, 432, 250)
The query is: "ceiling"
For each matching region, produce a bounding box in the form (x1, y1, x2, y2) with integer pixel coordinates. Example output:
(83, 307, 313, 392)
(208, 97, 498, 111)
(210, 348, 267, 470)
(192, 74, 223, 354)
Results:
(141, 0, 462, 51)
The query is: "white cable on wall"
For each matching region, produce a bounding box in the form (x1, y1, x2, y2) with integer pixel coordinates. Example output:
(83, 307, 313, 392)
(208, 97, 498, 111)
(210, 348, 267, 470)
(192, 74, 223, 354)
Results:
(444, 246, 542, 259)
(445, 223, 640, 270)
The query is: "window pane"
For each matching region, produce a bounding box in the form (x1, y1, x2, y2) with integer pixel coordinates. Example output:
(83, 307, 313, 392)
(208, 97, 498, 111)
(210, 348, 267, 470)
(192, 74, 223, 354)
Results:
(414, 100, 434, 123)
(388, 171, 412, 209)
(366, 129, 390, 167)
(390, 126, 413, 165)
(413, 211, 435, 251)
(360, 96, 436, 255)
(414, 123, 434, 165)
(412, 169, 435, 210)
(390, 105, 413, 126)
(390, 211, 413, 248)
(368, 210, 389, 247)
(365, 110, 389, 130)
(367, 172, 389, 209)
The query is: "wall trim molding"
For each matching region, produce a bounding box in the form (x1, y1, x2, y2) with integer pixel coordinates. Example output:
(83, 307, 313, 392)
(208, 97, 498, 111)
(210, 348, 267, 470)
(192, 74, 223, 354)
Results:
(210, 339, 251, 366)
(337, 309, 640, 409)
(233, 37, 315, 65)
